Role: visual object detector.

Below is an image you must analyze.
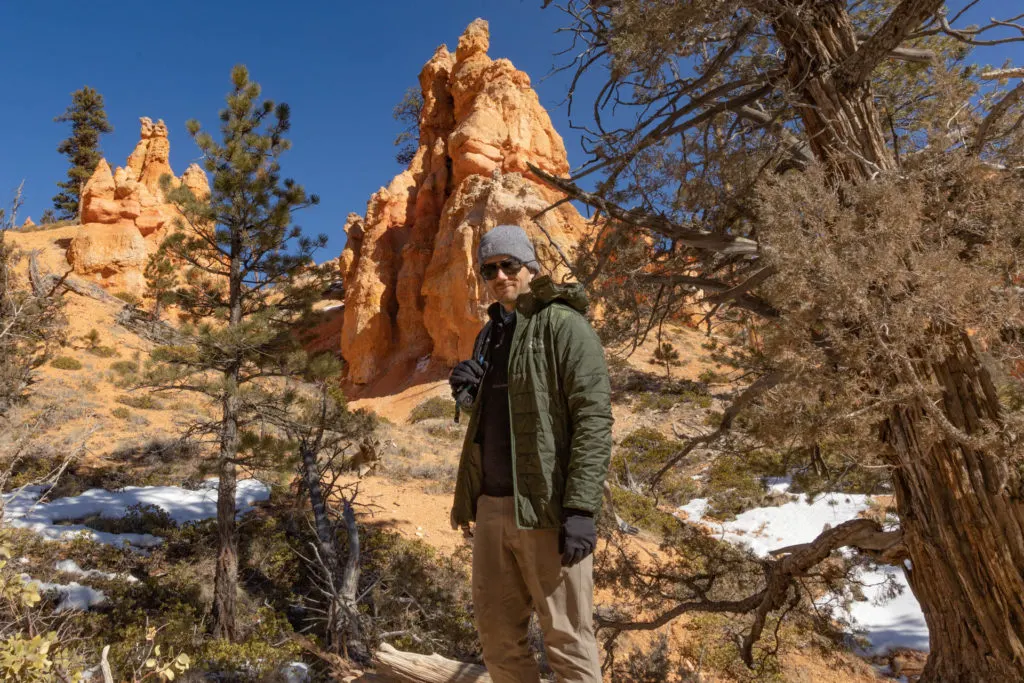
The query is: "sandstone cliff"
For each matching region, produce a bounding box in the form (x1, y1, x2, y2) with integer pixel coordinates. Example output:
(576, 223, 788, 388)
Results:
(66, 117, 209, 294)
(340, 19, 589, 384)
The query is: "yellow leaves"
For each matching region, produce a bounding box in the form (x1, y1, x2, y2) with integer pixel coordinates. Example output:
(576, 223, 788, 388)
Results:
(0, 632, 67, 682)
(139, 636, 191, 681)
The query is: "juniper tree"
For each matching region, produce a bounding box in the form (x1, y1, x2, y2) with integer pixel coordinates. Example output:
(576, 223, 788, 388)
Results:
(540, 2, 1024, 680)
(52, 87, 113, 220)
(0, 184, 66, 415)
(143, 65, 333, 640)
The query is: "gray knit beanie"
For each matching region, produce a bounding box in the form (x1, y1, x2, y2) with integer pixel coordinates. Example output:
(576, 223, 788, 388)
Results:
(478, 224, 539, 273)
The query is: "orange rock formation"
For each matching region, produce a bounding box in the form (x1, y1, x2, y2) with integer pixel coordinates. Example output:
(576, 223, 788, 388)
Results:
(67, 117, 209, 293)
(340, 19, 590, 384)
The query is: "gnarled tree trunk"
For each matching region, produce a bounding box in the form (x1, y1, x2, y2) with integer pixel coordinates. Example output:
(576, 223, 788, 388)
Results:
(771, 1, 1024, 679)
(884, 335, 1024, 682)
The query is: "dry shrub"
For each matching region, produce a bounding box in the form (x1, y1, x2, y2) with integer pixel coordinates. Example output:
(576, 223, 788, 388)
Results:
(744, 158, 1024, 473)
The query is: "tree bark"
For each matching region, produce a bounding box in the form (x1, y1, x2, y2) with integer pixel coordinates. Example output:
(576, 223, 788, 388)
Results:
(768, 2, 1024, 678)
(213, 240, 244, 642)
(883, 334, 1024, 682)
(212, 377, 239, 641)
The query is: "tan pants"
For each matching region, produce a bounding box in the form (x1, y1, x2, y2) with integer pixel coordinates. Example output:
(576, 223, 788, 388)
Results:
(472, 495, 602, 683)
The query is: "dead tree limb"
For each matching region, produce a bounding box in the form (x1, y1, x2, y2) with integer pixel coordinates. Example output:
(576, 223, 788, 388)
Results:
(598, 517, 906, 667)
(527, 164, 760, 256)
(374, 643, 492, 683)
(301, 434, 367, 662)
(973, 73, 1024, 154)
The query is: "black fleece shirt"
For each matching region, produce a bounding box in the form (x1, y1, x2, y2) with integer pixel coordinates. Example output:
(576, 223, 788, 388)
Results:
(477, 306, 516, 497)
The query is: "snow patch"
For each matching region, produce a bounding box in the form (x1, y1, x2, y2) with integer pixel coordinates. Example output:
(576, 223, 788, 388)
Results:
(680, 491, 928, 654)
(22, 575, 106, 612)
(281, 662, 310, 682)
(416, 355, 431, 373)
(55, 559, 138, 583)
(2, 479, 270, 548)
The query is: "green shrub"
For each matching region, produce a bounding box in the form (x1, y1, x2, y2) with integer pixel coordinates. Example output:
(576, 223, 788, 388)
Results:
(631, 388, 712, 413)
(703, 457, 777, 520)
(198, 608, 302, 679)
(613, 427, 698, 505)
(55, 503, 176, 537)
(110, 360, 139, 376)
(426, 423, 464, 441)
(408, 396, 457, 423)
(50, 355, 82, 370)
(631, 393, 678, 413)
(698, 368, 729, 385)
(117, 393, 163, 410)
(83, 328, 101, 348)
(606, 487, 681, 537)
(112, 406, 131, 419)
(87, 345, 118, 358)
(360, 529, 478, 660)
(113, 291, 142, 307)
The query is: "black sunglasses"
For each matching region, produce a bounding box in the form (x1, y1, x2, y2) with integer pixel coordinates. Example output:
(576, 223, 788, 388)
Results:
(480, 258, 524, 280)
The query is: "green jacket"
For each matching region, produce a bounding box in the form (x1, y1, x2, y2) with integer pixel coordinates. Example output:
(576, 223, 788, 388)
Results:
(451, 276, 613, 530)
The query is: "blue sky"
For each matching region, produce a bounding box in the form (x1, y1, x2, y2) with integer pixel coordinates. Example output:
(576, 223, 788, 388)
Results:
(0, 1, 584, 257)
(1, 2, 1021, 259)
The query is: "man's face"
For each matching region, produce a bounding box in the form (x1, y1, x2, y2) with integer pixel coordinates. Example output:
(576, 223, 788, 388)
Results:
(482, 255, 534, 309)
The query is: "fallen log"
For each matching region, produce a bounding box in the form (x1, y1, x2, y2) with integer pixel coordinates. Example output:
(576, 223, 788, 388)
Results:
(374, 643, 491, 683)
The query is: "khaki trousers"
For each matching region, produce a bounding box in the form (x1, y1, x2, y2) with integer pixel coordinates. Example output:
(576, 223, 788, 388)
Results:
(472, 495, 602, 683)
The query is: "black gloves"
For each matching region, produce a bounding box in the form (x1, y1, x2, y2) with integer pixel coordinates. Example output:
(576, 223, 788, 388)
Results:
(559, 509, 596, 567)
(449, 359, 487, 409)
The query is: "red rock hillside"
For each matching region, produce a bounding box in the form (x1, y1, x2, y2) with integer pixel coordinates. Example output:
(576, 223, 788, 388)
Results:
(339, 18, 592, 385)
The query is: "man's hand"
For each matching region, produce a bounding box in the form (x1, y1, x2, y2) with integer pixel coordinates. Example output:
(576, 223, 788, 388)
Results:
(559, 509, 596, 567)
(449, 359, 486, 407)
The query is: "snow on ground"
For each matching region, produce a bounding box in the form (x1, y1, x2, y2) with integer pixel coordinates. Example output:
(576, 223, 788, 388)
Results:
(3, 480, 271, 613)
(281, 662, 311, 683)
(2, 479, 270, 548)
(55, 559, 139, 583)
(21, 574, 107, 612)
(679, 486, 929, 654)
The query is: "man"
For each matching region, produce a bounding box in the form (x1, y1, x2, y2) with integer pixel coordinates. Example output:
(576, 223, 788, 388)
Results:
(449, 223, 612, 683)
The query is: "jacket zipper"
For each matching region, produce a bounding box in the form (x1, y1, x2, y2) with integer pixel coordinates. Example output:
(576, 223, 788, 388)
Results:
(508, 307, 523, 529)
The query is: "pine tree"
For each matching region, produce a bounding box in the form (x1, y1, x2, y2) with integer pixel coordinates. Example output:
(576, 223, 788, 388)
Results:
(392, 86, 423, 166)
(143, 247, 177, 320)
(52, 87, 113, 220)
(144, 65, 332, 640)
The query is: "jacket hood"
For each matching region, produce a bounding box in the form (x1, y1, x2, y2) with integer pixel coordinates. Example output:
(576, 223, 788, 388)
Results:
(518, 275, 589, 315)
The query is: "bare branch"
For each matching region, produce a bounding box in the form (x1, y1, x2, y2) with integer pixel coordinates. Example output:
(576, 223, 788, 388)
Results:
(527, 164, 760, 256)
(648, 370, 786, 491)
(599, 517, 904, 667)
(981, 68, 1024, 81)
(637, 274, 779, 319)
(973, 81, 1024, 154)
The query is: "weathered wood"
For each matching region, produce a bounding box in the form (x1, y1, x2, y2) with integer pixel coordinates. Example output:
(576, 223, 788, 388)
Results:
(769, 3, 1024, 678)
(114, 305, 186, 345)
(374, 643, 491, 683)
